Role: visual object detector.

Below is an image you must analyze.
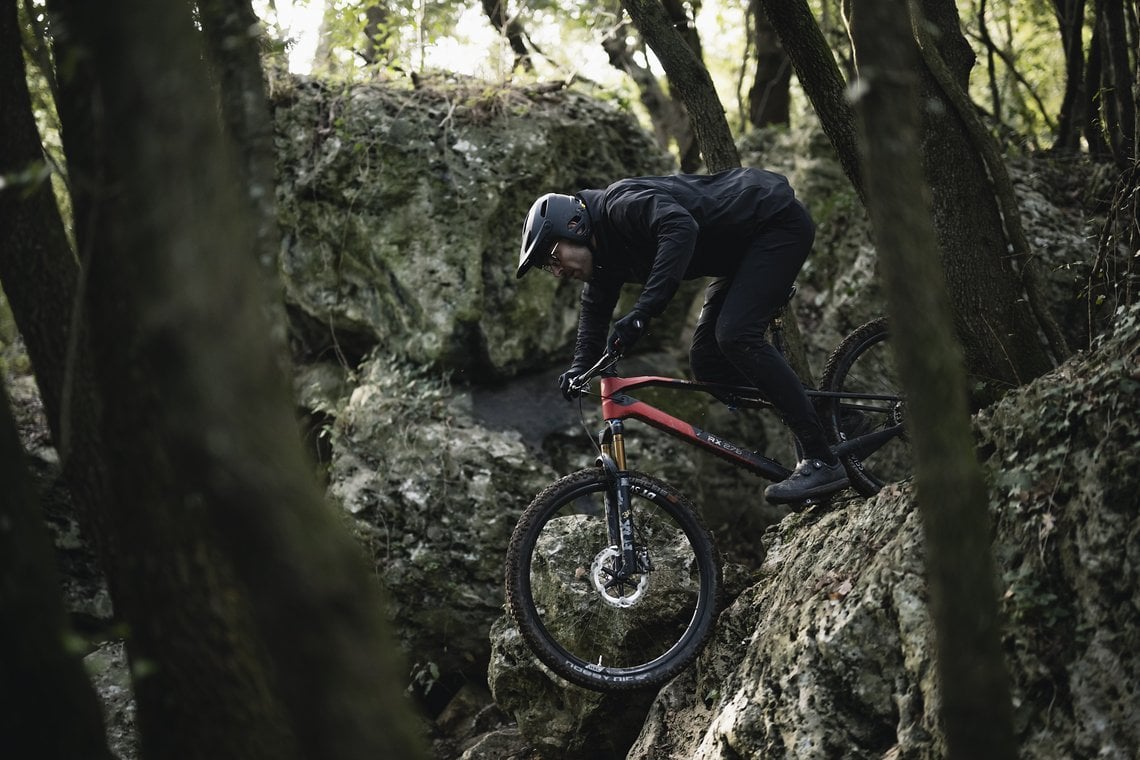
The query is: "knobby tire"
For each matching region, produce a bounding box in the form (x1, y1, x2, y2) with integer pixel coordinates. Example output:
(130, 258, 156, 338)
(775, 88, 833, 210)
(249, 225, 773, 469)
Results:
(505, 469, 721, 692)
(820, 317, 911, 494)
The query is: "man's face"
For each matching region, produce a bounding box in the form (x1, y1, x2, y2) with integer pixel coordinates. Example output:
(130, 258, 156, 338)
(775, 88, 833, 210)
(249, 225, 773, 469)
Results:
(545, 240, 593, 282)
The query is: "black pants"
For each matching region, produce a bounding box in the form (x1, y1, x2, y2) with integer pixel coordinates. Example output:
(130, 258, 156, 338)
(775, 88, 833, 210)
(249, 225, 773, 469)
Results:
(689, 200, 833, 462)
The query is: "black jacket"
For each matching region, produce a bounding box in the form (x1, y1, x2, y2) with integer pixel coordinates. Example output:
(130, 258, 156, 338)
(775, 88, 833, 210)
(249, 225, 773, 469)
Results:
(570, 167, 798, 368)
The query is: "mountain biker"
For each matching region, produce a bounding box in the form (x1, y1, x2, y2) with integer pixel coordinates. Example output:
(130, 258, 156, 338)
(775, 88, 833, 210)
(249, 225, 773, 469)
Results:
(516, 167, 848, 504)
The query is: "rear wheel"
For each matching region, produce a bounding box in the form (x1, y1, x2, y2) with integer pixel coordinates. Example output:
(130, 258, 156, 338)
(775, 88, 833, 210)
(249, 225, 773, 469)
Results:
(505, 469, 721, 691)
(820, 318, 911, 495)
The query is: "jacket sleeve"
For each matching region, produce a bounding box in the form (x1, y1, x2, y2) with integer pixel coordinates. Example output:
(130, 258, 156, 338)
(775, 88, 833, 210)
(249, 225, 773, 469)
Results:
(570, 278, 622, 370)
(608, 189, 698, 318)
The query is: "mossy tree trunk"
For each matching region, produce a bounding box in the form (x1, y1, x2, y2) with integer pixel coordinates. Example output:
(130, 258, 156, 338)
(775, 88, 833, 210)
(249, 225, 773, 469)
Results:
(44, 1, 300, 755)
(0, 0, 119, 581)
(5, 0, 429, 756)
(748, 0, 793, 128)
(0, 384, 114, 760)
(197, 0, 283, 293)
(849, 0, 1017, 756)
(600, 3, 701, 172)
(757, 0, 866, 196)
(622, 0, 740, 172)
(905, 0, 1056, 398)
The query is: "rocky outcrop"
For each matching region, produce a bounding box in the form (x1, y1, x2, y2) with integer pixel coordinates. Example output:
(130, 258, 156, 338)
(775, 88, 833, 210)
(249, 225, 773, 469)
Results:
(325, 354, 558, 691)
(273, 74, 673, 376)
(274, 74, 682, 708)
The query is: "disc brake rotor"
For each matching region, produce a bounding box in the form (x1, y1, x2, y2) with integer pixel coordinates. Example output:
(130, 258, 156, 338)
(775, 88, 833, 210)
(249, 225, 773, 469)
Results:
(590, 546, 649, 608)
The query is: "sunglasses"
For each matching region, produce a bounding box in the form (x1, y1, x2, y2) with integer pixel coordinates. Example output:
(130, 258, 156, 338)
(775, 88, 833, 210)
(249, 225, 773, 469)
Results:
(539, 242, 562, 274)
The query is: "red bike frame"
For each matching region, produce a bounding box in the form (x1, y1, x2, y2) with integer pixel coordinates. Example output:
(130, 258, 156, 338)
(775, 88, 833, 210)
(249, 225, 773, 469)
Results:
(598, 374, 794, 483)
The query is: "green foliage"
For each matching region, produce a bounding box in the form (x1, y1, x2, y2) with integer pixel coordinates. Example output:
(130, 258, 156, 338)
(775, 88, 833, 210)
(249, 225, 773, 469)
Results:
(314, 0, 461, 77)
(961, 0, 1070, 148)
(1001, 562, 1068, 632)
(261, 0, 1101, 154)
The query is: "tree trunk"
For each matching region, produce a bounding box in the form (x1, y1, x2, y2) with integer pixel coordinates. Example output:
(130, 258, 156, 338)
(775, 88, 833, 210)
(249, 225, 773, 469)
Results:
(977, 0, 1004, 127)
(360, 4, 397, 68)
(1099, 0, 1137, 165)
(657, 0, 705, 171)
(43, 3, 299, 756)
(1051, 0, 1088, 152)
(198, 0, 282, 283)
(908, 0, 1057, 396)
(748, 0, 792, 127)
(0, 381, 114, 760)
(600, 17, 701, 171)
(622, 0, 739, 172)
(44, 1, 429, 757)
(758, 0, 865, 198)
(480, 0, 533, 71)
(1082, 11, 1113, 157)
(0, 0, 121, 590)
(197, 0, 292, 374)
(848, 2, 1017, 757)
(769, 0, 1057, 399)
(661, 0, 703, 58)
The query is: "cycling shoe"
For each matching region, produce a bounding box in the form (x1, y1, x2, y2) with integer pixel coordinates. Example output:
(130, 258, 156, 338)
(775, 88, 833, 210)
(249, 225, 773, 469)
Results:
(765, 459, 850, 504)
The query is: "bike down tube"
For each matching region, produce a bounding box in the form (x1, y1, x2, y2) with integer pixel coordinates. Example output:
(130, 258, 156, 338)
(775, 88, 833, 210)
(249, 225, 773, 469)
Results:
(599, 375, 793, 483)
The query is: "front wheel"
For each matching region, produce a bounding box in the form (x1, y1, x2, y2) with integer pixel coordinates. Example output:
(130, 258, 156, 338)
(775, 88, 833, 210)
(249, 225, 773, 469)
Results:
(820, 318, 911, 495)
(505, 469, 721, 692)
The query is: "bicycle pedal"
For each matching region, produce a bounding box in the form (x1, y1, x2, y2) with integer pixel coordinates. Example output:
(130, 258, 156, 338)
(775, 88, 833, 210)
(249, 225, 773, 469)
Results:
(788, 495, 836, 515)
(786, 498, 813, 513)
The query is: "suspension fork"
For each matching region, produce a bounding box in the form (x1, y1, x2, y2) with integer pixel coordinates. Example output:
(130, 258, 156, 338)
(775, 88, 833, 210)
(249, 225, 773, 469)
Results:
(597, 419, 639, 581)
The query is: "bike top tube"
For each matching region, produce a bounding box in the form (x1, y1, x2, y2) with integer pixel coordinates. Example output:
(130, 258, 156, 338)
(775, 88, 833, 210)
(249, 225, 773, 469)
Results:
(597, 375, 748, 420)
(570, 352, 900, 409)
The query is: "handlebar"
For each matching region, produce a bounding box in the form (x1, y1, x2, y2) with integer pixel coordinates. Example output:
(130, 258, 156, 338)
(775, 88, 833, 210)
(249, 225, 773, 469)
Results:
(568, 351, 622, 395)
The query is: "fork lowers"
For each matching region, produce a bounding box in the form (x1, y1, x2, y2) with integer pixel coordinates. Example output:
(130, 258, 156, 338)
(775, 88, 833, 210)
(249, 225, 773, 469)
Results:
(597, 419, 628, 472)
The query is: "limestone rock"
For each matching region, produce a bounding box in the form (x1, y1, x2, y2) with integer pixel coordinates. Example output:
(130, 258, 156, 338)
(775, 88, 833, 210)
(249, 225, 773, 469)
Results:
(273, 75, 674, 376)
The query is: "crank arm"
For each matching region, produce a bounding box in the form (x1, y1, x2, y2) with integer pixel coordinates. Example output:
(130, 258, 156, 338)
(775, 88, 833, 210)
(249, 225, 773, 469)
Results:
(835, 424, 905, 460)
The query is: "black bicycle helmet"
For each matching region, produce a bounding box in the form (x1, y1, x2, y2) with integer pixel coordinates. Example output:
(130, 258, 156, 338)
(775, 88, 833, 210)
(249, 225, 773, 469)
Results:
(517, 193, 593, 278)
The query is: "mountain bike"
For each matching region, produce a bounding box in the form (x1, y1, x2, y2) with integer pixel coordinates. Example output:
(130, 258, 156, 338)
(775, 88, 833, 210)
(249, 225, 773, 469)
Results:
(504, 315, 908, 692)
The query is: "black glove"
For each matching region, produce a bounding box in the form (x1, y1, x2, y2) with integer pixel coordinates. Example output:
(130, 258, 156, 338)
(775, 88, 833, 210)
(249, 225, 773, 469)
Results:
(607, 310, 648, 355)
(557, 369, 585, 401)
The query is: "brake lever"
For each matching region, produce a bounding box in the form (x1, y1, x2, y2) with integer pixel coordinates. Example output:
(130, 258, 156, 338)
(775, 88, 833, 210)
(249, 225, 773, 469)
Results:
(568, 375, 594, 396)
(569, 351, 622, 395)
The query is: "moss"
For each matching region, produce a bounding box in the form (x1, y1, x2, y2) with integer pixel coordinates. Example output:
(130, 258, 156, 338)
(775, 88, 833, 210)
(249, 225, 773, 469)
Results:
(273, 75, 674, 376)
